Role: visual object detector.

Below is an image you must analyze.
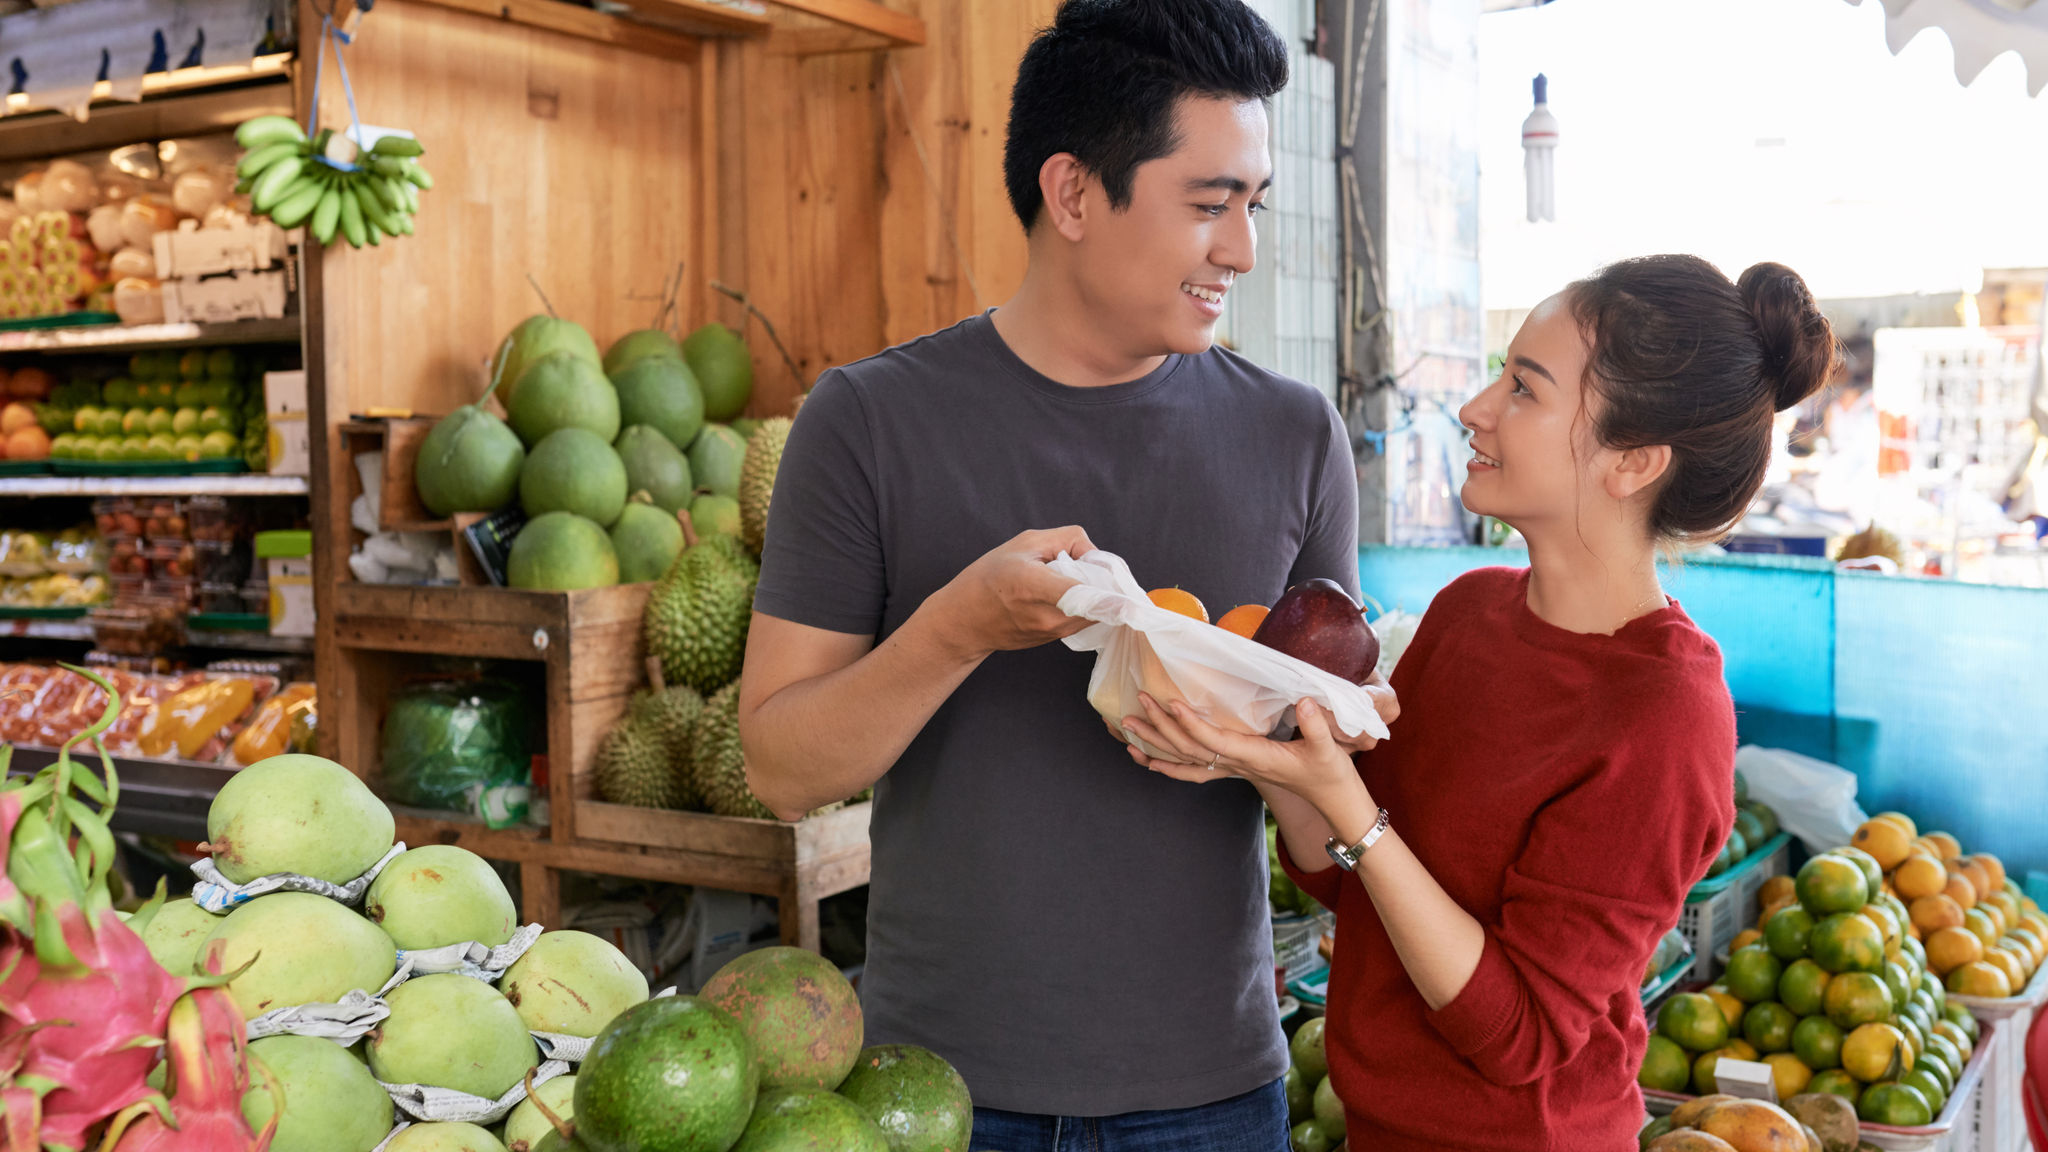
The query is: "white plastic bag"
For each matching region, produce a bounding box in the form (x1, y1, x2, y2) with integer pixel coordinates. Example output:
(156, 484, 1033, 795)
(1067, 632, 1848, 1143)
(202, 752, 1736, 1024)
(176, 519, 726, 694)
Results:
(1734, 745, 1866, 855)
(1049, 549, 1389, 760)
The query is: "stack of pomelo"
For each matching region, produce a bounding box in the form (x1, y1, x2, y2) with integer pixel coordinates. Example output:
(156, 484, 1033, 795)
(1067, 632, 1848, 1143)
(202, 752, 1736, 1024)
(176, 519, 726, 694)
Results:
(1639, 820, 1981, 1128)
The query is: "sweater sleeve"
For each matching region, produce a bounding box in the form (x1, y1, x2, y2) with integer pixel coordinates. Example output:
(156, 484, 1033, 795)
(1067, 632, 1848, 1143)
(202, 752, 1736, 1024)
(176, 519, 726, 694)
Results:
(1423, 681, 1735, 1087)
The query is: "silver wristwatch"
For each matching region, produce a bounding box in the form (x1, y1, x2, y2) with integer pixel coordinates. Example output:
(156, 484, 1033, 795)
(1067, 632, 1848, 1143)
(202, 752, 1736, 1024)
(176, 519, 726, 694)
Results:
(1324, 807, 1391, 872)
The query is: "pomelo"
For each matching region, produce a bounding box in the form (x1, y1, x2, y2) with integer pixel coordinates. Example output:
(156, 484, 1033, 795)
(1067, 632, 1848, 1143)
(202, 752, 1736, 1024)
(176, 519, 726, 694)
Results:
(507, 512, 618, 590)
(521, 428, 627, 526)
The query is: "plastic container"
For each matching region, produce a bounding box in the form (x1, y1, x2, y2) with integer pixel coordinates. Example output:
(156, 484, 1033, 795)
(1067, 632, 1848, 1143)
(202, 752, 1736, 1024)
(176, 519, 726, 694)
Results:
(238, 582, 269, 615)
(1957, 962, 2048, 1152)
(192, 538, 247, 585)
(148, 576, 195, 608)
(105, 535, 148, 578)
(93, 496, 143, 538)
(185, 495, 236, 542)
(137, 498, 186, 540)
(195, 582, 244, 614)
(108, 573, 148, 604)
(1676, 834, 1792, 982)
(255, 530, 313, 638)
(143, 540, 194, 581)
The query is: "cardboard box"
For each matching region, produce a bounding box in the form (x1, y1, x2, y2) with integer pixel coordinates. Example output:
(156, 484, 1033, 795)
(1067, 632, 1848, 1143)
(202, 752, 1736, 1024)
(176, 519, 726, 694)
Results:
(151, 219, 288, 278)
(263, 369, 310, 477)
(262, 370, 308, 417)
(258, 531, 315, 638)
(161, 270, 289, 324)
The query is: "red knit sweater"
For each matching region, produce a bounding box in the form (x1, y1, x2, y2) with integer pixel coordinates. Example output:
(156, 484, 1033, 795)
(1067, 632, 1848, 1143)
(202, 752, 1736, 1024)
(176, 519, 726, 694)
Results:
(1281, 567, 1736, 1151)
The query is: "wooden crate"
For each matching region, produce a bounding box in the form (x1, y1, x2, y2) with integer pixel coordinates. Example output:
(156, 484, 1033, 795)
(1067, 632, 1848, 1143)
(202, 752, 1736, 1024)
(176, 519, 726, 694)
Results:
(390, 802, 871, 951)
(329, 581, 650, 846)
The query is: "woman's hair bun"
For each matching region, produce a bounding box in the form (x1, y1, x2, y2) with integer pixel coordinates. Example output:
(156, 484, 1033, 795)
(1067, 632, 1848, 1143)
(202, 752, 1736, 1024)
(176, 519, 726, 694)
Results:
(1738, 262, 1838, 412)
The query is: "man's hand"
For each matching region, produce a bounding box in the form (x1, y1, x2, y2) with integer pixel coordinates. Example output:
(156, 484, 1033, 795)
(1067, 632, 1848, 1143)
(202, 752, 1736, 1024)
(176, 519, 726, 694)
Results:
(925, 527, 1097, 663)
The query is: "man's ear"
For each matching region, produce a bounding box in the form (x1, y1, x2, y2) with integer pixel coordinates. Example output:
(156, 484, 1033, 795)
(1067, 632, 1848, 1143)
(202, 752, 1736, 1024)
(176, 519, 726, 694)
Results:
(1606, 443, 1673, 502)
(1038, 153, 1090, 243)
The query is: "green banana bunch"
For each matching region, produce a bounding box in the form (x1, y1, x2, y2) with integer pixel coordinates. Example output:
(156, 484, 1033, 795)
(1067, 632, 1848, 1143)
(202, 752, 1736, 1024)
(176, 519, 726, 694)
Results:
(232, 115, 434, 249)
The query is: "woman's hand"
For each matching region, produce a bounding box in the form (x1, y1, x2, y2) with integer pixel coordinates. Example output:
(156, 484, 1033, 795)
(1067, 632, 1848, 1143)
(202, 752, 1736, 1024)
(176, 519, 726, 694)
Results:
(1121, 693, 1369, 812)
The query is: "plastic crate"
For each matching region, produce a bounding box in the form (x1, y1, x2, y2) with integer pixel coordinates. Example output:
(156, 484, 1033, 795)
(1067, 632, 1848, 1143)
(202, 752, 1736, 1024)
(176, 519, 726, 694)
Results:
(1643, 1018, 1994, 1152)
(1676, 834, 1792, 982)
(1959, 963, 2048, 1152)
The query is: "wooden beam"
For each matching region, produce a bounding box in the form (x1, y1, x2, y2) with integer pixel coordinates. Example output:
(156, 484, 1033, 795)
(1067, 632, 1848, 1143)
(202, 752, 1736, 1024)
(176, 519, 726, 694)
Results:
(765, 0, 924, 46)
(600, 0, 774, 38)
(404, 0, 707, 60)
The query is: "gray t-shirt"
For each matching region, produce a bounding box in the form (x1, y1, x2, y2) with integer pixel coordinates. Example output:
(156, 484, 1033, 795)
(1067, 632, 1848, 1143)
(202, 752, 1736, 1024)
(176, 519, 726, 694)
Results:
(753, 312, 1359, 1116)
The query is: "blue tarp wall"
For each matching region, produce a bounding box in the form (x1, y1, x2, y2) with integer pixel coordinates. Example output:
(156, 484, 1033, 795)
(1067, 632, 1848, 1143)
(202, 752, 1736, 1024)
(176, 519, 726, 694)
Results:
(1357, 546, 2048, 889)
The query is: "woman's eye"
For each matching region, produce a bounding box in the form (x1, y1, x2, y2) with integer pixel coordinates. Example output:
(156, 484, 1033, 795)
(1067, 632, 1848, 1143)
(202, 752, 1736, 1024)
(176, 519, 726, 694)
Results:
(1511, 375, 1532, 397)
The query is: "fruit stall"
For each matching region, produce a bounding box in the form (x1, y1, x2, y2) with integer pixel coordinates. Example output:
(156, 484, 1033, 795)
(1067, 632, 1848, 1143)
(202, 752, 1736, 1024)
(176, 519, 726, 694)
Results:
(3, 0, 1064, 955)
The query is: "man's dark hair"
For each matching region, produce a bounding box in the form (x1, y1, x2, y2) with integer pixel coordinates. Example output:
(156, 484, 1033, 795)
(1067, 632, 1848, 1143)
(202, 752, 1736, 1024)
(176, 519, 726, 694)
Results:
(1003, 0, 1289, 231)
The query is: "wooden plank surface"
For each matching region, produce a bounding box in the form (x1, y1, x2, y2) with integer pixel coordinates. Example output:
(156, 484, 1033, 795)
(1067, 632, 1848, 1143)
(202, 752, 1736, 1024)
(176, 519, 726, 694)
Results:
(410, 0, 712, 59)
(313, 0, 704, 423)
(767, 0, 923, 46)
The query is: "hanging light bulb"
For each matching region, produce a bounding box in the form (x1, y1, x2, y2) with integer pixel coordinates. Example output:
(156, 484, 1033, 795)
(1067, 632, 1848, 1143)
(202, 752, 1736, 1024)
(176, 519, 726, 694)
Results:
(1521, 74, 1559, 223)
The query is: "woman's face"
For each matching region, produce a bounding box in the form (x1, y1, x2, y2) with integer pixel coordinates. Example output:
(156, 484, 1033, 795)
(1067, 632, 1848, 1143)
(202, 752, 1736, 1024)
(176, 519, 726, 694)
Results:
(1458, 293, 1608, 530)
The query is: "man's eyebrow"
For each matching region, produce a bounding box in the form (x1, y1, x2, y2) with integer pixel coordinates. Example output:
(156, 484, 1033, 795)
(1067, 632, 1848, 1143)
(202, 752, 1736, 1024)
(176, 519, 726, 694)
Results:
(1182, 175, 1275, 194)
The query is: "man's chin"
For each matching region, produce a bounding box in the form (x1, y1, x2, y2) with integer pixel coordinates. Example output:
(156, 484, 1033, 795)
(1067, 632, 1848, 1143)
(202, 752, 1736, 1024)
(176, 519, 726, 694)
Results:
(1163, 326, 1219, 357)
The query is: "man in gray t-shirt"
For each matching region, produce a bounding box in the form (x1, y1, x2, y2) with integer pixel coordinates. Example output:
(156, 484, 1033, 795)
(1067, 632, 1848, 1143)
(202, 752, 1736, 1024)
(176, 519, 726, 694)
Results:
(738, 2, 1389, 1147)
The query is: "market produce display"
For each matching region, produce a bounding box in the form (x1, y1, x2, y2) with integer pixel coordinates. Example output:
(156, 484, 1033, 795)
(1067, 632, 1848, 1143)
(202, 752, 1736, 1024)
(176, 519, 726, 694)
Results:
(0, 663, 314, 765)
(2, 143, 267, 325)
(0, 526, 106, 607)
(43, 349, 267, 467)
(1708, 771, 1782, 881)
(233, 115, 432, 248)
(412, 313, 766, 593)
(1638, 811, 2032, 1130)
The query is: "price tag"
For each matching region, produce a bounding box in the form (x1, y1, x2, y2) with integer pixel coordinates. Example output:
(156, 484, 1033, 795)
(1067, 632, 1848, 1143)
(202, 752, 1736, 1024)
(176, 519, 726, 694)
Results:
(1713, 1058, 1778, 1105)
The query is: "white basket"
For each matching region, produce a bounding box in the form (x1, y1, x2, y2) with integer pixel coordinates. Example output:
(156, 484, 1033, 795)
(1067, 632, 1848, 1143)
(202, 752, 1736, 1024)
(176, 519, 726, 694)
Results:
(1675, 836, 1792, 983)
(1960, 972, 2046, 1152)
(1273, 908, 1335, 983)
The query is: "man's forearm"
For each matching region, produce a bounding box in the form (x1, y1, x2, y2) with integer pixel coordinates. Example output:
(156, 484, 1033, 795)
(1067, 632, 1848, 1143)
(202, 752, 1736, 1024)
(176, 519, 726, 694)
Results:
(740, 607, 985, 820)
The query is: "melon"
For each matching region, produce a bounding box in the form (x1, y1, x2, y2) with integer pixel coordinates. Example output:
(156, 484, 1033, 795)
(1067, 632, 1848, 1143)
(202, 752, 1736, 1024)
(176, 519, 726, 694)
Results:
(415, 404, 524, 517)
(243, 1034, 395, 1152)
(687, 425, 747, 500)
(834, 1046, 972, 1152)
(203, 892, 398, 1018)
(205, 754, 396, 884)
(610, 501, 685, 585)
(603, 329, 682, 378)
(575, 996, 756, 1152)
(500, 931, 649, 1038)
(368, 974, 539, 1099)
(682, 323, 753, 423)
(615, 425, 693, 513)
(699, 946, 863, 1090)
(492, 316, 601, 411)
(364, 844, 519, 950)
(611, 356, 704, 454)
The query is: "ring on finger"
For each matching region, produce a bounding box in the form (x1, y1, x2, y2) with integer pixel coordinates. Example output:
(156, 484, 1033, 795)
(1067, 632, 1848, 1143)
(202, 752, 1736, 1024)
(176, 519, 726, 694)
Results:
(1206, 752, 1219, 771)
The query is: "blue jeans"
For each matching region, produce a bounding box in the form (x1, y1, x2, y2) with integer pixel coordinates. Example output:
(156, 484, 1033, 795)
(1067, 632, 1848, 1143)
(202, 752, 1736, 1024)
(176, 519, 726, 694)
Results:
(969, 1076, 1290, 1152)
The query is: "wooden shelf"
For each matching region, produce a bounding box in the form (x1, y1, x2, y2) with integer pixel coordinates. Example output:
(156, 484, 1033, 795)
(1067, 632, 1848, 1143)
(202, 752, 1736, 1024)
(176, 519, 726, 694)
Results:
(0, 475, 309, 497)
(0, 317, 302, 355)
(391, 802, 871, 950)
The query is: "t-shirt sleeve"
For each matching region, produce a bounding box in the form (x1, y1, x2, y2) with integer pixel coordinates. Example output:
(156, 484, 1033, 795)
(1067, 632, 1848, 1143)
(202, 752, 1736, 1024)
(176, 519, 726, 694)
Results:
(752, 369, 887, 636)
(1287, 398, 1361, 600)
(1423, 681, 1735, 1087)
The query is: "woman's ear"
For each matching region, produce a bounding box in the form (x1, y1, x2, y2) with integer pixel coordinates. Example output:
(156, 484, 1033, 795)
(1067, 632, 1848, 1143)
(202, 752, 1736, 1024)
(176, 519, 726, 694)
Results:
(1606, 443, 1673, 502)
(1039, 153, 1091, 243)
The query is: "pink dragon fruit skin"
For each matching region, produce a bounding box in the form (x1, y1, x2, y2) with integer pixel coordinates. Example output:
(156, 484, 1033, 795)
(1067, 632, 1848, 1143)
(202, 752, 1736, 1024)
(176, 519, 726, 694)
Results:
(106, 942, 271, 1152)
(0, 904, 187, 1152)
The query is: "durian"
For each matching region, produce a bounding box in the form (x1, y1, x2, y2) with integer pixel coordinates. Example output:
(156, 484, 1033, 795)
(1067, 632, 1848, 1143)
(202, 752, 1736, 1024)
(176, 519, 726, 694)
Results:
(738, 417, 790, 555)
(644, 534, 758, 694)
(689, 682, 774, 820)
(593, 715, 685, 809)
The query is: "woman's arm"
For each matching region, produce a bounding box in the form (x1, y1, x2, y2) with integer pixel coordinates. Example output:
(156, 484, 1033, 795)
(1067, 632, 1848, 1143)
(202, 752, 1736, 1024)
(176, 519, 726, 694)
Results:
(1129, 695, 1485, 1010)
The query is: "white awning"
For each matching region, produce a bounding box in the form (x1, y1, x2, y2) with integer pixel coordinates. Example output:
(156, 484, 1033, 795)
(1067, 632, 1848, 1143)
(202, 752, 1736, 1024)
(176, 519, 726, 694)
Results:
(1845, 0, 2048, 95)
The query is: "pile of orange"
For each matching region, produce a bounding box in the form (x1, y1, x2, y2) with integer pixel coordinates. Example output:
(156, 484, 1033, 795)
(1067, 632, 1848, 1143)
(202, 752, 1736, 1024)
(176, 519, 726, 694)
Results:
(1843, 815, 2048, 1000)
(1146, 588, 1269, 639)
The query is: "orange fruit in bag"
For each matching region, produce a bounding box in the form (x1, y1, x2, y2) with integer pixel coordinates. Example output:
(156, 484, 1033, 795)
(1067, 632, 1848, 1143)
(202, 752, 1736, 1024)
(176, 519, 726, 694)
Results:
(1147, 587, 1208, 623)
(1216, 604, 1269, 639)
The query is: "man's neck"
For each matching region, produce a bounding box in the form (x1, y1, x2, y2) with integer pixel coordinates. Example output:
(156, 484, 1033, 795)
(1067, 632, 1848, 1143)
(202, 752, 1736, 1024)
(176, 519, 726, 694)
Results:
(989, 270, 1169, 389)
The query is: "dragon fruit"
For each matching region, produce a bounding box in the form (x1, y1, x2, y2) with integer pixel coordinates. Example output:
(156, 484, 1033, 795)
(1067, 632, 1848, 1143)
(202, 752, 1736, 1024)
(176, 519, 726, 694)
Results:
(102, 943, 272, 1151)
(0, 666, 259, 1152)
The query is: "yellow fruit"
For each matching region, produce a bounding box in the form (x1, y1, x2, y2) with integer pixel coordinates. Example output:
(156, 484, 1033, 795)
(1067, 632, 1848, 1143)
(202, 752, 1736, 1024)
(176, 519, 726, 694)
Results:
(1669, 1094, 1741, 1129)
(1798, 856, 1870, 916)
(1842, 1022, 1912, 1082)
(1985, 891, 2021, 933)
(1763, 1052, 1815, 1100)
(1910, 894, 1965, 934)
(1852, 819, 1914, 871)
(1893, 855, 1948, 901)
(1943, 874, 1978, 911)
(1146, 587, 1209, 623)
(1859, 903, 1903, 954)
(1874, 811, 1918, 837)
(1660, 992, 1732, 1052)
(1758, 893, 1799, 929)
(1973, 853, 2007, 893)
(1984, 947, 2027, 992)
(2010, 926, 2046, 967)
(1930, 1020, 1974, 1063)
(1706, 987, 1746, 1031)
(1923, 832, 1963, 861)
(1963, 908, 2000, 950)
(1956, 859, 1994, 905)
(1759, 874, 1797, 909)
(1925, 927, 1984, 975)
(1946, 961, 2012, 998)
(1697, 1098, 1810, 1152)
(1822, 971, 1894, 1029)
(1731, 928, 1764, 954)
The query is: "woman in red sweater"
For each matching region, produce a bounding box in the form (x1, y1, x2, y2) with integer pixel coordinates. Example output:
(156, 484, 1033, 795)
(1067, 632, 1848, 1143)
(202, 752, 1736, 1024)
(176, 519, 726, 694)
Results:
(1121, 256, 1837, 1149)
